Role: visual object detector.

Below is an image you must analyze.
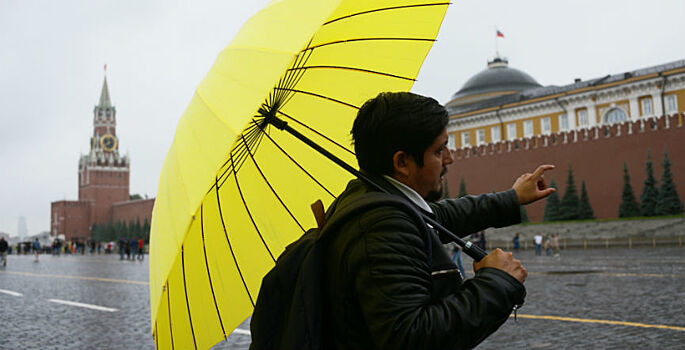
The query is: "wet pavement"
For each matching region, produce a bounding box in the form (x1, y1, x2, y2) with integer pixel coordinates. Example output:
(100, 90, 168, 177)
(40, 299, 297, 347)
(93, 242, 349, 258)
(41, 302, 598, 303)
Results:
(1, 247, 683, 349)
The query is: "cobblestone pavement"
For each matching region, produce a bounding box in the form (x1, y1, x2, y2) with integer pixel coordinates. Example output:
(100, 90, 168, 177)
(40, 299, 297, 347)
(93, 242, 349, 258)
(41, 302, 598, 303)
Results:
(1, 247, 683, 349)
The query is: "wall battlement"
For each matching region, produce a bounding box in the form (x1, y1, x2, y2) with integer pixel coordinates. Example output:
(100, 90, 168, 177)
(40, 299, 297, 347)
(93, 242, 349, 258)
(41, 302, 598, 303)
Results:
(445, 113, 684, 222)
(454, 113, 683, 160)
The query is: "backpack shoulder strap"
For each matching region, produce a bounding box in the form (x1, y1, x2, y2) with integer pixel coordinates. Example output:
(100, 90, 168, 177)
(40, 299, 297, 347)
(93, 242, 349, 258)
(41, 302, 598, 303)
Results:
(320, 191, 433, 265)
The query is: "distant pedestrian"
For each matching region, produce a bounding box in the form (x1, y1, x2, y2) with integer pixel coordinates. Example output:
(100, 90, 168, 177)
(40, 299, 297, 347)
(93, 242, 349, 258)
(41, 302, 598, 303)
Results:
(512, 233, 520, 255)
(118, 238, 125, 260)
(32, 238, 40, 262)
(534, 233, 543, 256)
(475, 230, 487, 250)
(129, 238, 137, 261)
(443, 242, 466, 277)
(545, 235, 552, 256)
(551, 234, 561, 257)
(137, 238, 144, 261)
(0, 237, 8, 267)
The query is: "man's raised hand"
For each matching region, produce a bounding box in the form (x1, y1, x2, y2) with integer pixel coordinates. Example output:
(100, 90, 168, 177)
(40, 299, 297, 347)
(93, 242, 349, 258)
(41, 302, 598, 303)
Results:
(512, 164, 556, 205)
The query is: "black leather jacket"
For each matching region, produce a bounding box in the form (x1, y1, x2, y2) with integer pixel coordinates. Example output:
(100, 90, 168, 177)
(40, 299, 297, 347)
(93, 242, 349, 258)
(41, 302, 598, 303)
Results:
(322, 177, 525, 350)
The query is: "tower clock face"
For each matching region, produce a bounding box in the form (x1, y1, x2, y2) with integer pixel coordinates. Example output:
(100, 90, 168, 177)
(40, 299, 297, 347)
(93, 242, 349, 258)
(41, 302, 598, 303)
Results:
(100, 134, 118, 152)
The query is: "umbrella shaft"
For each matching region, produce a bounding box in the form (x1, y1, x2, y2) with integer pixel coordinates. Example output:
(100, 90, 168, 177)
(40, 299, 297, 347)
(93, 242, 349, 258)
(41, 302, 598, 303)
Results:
(265, 115, 487, 261)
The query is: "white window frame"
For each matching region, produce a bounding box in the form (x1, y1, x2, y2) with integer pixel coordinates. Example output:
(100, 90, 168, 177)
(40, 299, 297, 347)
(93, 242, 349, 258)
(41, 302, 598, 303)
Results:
(558, 113, 569, 131)
(506, 123, 517, 140)
(641, 97, 653, 116)
(604, 108, 629, 125)
(490, 126, 501, 142)
(665, 94, 678, 113)
(523, 120, 534, 137)
(577, 109, 588, 128)
(541, 117, 551, 135)
(448, 133, 456, 150)
(461, 131, 470, 147)
(476, 129, 485, 145)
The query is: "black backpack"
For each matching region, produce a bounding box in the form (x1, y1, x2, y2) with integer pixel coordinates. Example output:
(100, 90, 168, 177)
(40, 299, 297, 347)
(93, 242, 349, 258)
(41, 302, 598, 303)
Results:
(249, 192, 431, 350)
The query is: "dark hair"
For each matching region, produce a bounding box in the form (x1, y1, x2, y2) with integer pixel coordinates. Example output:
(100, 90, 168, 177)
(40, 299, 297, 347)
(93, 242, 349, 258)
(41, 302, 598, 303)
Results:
(352, 92, 448, 176)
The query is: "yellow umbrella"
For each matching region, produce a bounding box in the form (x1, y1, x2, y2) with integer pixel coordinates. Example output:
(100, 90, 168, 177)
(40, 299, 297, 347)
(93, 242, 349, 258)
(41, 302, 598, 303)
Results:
(149, 0, 449, 348)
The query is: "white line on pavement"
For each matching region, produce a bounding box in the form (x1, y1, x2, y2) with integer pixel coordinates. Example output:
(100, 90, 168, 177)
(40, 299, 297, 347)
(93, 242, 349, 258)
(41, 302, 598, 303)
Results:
(0, 289, 23, 297)
(232, 328, 251, 336)
(48, 299, 118, 312)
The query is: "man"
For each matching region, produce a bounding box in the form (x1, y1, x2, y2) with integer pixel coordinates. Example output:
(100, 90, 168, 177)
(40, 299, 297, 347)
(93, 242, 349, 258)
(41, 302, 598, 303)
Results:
(32, 238, 40, 262)
(322, 92, 554, 350)
(0, 237, 8, 267)
(534, 233, 543, 256)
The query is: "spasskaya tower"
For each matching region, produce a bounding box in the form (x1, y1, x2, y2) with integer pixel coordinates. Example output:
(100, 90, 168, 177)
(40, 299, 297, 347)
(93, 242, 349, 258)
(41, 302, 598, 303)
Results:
(78, 74, 130, 225)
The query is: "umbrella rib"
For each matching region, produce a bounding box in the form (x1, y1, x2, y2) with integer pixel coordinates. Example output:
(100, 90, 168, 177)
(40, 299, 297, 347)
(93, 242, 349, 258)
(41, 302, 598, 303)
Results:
(214, 176, 256, 307)
(241, 134, 306, 232)
(279, 49, 314, 109)
(229, 150, 277, 262)
(181, 246, 198, 350)
(277, 110, 355, 156)
(273, 87, 359, 110)
(287, 65, 415, 81)
(154, 322, 159, 349)
(200, 204, 227, 338)
(257, 120, 336, 199)
(322, 2, 450, 26)
(166, 281, 175, 350)
(216, 125, 264, 189)
(305, 37, 435, 51)
(275, 49, 310, 105)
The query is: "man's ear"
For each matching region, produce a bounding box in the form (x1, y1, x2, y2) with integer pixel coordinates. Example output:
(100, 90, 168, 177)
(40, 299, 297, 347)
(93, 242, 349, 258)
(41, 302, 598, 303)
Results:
(392, 150, 411, 179)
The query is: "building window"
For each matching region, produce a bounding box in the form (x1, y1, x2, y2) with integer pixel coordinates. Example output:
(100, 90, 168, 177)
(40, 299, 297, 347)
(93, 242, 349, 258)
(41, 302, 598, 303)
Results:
(604, 108, 629, 125)
(541, 117, 551, 135)
(559, 114, 569, 131)
(448, 133, 456, 150)
(461, 132, 470, 147)
(476, 129, 485, 145)
(491, 126, 501, 142)
(507, 123, 517, 140)
(523, 120, 533, 137)
(641, 97, 653, 116)
(577, 109, 588, 128)
(665, 95, 678, 113)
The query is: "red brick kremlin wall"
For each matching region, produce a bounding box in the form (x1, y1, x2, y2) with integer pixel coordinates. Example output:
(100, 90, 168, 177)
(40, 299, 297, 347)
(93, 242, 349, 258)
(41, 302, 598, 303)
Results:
(111, 198, 154, 225)
(51, 200, 90, 240)
(445, 113, 684, 221)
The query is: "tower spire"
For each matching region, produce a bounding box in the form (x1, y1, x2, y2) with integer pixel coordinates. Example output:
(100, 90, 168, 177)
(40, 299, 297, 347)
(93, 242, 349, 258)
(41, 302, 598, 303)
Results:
(98, 66, 111, 108)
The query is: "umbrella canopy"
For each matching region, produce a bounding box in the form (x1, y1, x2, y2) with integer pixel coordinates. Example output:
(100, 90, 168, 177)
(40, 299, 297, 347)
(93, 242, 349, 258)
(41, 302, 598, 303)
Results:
(150, 0, 449, 348)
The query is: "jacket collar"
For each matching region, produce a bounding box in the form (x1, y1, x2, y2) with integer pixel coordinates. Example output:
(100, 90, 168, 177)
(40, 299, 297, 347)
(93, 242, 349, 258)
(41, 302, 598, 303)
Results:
(359, 171, 436, 218)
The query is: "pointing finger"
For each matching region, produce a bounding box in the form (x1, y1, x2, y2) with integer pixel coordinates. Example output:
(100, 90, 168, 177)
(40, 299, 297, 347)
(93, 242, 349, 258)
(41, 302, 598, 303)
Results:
(532, 164, 555, 179)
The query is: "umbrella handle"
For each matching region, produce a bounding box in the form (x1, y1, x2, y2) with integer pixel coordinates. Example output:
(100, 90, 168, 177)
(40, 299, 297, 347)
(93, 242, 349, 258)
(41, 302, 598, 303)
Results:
(264, 115, 488, 261)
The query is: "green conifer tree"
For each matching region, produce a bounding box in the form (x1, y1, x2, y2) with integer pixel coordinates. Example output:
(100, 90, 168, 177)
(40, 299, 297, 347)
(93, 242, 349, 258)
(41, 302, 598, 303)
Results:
(578, 180, 595, 220)
(619, 163, 640, 217)
(543, 180, 560, 222)
(559, 165, 580, 220)
(143, 218, 151, 241)
(135, 218, 142, 238)
(640, 150, 658, 216)
(440, 179, 450, 199)
(655, 151, 684, 215)
(458, 176, 467, 198)
(106, 221, 116, 241)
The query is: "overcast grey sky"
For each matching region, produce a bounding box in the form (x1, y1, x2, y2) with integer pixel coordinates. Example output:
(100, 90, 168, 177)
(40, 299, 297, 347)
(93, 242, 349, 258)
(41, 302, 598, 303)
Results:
(1, 0, 684, 236)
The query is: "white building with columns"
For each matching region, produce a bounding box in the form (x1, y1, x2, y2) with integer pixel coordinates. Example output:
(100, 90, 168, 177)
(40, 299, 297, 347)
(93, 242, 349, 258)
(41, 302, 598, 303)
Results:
(446, 58, 685, 149)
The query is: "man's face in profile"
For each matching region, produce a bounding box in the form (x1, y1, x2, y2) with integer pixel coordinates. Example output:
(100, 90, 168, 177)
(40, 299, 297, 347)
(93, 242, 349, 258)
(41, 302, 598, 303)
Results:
(405, 128, 454, 202)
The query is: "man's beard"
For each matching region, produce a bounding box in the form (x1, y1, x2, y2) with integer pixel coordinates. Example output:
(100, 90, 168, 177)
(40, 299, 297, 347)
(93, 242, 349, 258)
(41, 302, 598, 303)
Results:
(425, 189, 442, 203)
(425, 167, 449, 203)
